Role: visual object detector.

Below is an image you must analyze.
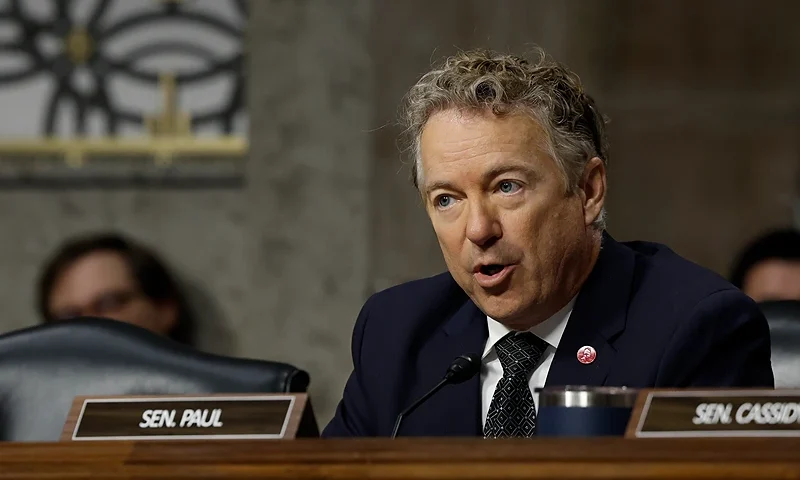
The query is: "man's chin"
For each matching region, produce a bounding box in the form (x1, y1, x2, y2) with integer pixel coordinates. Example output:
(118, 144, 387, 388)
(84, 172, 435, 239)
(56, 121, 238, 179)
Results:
(473, 297, 526, 324)
(472, 294, 551, 330)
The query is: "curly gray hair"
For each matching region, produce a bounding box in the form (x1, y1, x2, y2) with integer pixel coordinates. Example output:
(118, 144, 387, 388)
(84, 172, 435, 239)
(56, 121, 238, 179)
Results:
(400, 47, 609, 229)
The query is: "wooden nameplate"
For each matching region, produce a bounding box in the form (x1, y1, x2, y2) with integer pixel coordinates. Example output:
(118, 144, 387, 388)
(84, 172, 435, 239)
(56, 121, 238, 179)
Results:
(61, 393, 318, 441)
(626, 389, 800, 438)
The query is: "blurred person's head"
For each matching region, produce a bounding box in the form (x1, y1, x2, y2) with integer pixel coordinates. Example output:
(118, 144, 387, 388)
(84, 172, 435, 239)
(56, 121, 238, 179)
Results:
(730, 228, 800, 302)
(37, 233, 194, 344)
(400, 47, 608, 330)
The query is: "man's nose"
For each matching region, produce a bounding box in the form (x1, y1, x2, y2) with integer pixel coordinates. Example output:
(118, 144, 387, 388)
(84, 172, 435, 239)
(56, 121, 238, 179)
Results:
(465, 200, 501, 247)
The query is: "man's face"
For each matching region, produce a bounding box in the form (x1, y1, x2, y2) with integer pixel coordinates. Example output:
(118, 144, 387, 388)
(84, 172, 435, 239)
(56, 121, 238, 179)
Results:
(47, 251, 177, 336)
(742, 259, 800, 302)
(419, 109, 604, 329)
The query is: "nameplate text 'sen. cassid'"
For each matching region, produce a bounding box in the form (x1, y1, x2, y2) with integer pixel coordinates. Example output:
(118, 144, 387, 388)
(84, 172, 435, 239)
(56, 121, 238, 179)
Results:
(693, 402, 800, 426)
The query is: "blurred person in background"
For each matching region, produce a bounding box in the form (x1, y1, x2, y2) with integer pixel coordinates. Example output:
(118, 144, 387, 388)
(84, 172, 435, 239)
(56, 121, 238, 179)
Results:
(730, 228, 800, 302)
(37, 232, 195, 345)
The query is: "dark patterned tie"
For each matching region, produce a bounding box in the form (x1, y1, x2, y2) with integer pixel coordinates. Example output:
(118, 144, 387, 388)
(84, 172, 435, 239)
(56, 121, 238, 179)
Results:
(484, 331, 549, 438)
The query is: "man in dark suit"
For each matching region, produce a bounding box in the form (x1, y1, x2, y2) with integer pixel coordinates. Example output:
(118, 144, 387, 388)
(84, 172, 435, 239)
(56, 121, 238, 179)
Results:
(323, 48, 773, 438)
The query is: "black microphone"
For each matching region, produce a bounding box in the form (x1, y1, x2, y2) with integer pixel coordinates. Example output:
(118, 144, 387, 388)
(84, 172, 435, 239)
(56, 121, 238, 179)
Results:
(390, 353, 481, 438)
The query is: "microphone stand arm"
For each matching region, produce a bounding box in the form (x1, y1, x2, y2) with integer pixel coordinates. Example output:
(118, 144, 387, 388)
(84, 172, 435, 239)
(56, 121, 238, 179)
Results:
(390, 377, 449, 438)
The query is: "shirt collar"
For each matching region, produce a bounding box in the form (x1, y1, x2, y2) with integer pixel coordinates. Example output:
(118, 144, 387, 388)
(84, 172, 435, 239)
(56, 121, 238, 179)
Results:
(482, 295, 577, 360)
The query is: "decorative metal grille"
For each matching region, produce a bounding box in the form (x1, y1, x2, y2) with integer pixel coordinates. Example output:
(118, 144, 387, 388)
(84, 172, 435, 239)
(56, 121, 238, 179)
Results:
(0, 0, 247, 186)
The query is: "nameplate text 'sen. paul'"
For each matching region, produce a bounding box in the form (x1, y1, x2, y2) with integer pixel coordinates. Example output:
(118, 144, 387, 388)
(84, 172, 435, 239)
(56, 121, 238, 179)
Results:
(61, 393, 317, 441)
(626, 389, 800, 438)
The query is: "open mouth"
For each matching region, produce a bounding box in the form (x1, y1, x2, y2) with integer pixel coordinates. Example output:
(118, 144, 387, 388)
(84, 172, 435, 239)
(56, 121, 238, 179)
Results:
(479, 264, 506, 276)
(473, 263, 515, 288)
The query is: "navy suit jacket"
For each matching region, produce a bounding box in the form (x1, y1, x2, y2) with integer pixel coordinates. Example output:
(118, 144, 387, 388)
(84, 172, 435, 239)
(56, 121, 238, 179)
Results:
(322, 235, 774, 437)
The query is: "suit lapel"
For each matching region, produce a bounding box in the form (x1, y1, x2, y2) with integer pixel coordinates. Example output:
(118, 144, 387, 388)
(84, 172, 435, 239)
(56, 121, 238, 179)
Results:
(406, 300, 486, 436)
(546, 234, 635, 388)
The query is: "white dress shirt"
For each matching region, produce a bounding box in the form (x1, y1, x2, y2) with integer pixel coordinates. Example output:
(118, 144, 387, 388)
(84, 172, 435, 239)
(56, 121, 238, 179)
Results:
(480, 297, 576, 427)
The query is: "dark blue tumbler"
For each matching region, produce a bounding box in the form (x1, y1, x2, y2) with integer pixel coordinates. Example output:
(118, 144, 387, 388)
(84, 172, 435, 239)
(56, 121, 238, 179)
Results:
(536, 386, 638, 437)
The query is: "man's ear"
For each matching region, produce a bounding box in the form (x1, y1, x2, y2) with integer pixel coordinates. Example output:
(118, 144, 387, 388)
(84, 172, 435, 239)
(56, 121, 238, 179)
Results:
(580, 157, 606, 227)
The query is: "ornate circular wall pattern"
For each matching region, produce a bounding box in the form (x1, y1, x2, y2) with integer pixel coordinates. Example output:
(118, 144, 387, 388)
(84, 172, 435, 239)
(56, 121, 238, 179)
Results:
(0, 0, 247, 185)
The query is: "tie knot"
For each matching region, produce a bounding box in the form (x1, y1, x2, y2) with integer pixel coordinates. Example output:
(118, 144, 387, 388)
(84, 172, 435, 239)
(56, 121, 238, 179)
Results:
(494, 331, 548, 377)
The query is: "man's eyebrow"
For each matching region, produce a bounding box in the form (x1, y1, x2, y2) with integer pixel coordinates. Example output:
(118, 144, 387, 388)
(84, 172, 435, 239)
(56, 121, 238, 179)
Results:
(424, 180, 455, 195)
(481, 163, 537, 180)
(423, 162, 538, 194)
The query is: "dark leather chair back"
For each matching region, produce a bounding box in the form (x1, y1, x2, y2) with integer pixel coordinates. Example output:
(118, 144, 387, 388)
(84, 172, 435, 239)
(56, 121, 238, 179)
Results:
(759, 300, 800, 387)
(0, 317, 309, 441)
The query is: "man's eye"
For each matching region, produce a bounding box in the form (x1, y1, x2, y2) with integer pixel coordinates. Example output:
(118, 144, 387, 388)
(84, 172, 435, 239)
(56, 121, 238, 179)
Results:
(498, 180, 521, 194)
(436, 195, 453, 208)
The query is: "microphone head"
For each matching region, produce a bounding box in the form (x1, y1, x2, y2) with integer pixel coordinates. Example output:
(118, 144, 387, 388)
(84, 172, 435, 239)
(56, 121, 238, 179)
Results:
(445, 353, 481, 384)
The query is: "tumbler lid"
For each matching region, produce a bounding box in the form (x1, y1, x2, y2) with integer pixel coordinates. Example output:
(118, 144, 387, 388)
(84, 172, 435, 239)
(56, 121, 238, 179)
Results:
(535, 386, 639, 408)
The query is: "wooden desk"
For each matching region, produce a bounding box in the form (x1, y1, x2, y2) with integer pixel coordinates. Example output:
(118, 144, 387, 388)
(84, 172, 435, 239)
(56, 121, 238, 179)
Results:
(1, 438, 798, 479)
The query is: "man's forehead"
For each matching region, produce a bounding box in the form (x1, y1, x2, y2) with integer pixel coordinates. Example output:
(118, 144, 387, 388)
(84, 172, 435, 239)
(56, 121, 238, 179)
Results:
(423, 108, 543, 136)
(53, 253, 134, 289)
(421, 110, 549, 158)
(420, 112, 550, 178)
